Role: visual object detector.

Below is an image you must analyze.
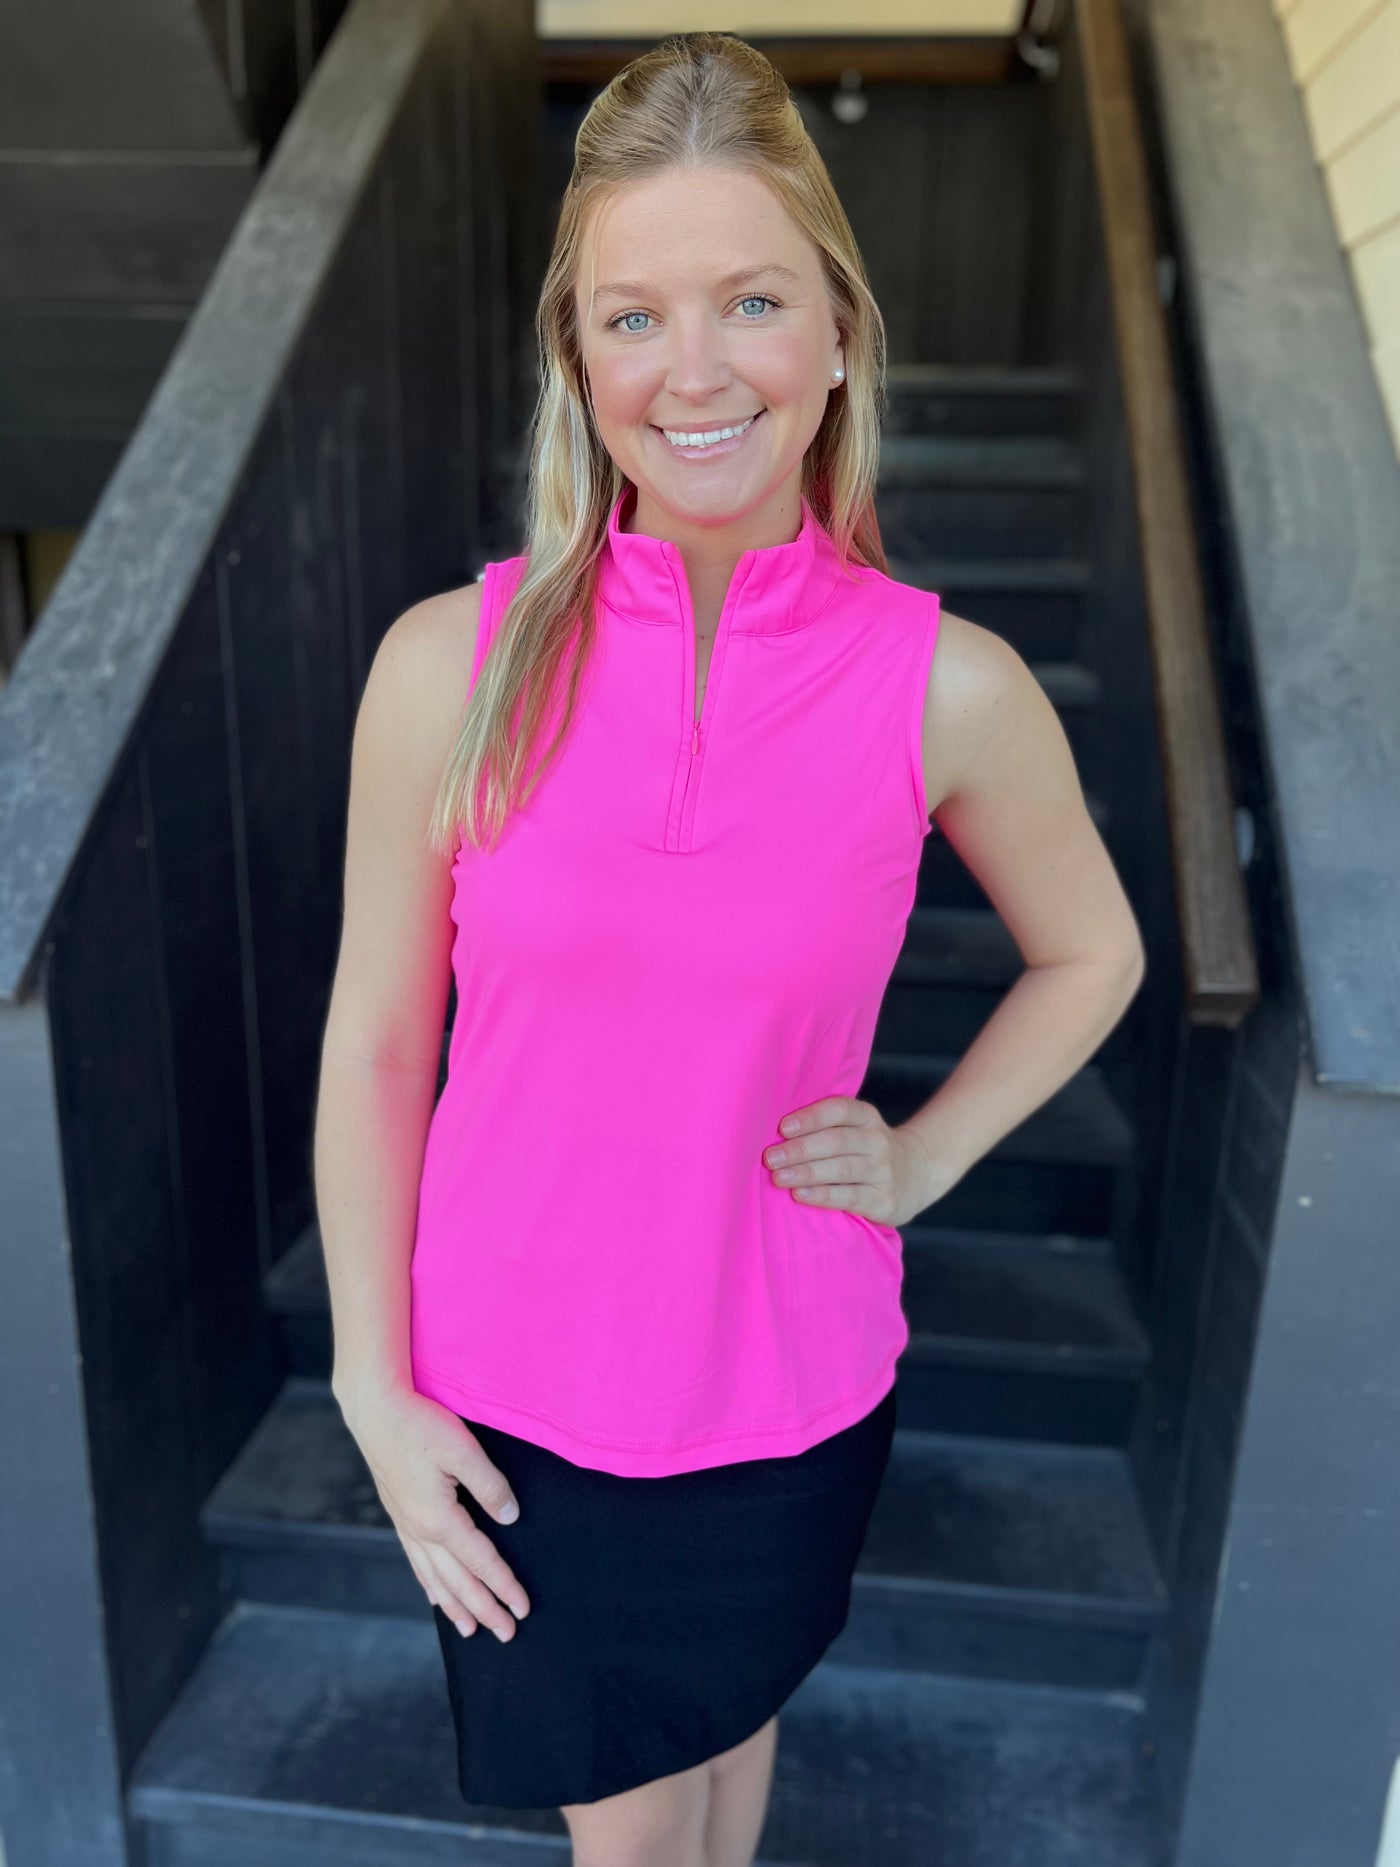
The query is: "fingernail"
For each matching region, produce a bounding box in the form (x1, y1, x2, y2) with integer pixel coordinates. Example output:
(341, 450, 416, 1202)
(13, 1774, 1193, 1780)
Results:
(497, 1499, 519, 1523)
(454, 1619, 473, 1637)
(493, 1624, 510, 1643)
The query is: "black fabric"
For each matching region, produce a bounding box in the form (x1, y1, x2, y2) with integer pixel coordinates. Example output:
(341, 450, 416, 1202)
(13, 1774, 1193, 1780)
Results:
(432, 1380, 898, 1808)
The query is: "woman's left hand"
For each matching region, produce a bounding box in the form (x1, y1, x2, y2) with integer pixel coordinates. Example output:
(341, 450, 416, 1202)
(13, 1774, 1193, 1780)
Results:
(762, 1096, 942, 1230)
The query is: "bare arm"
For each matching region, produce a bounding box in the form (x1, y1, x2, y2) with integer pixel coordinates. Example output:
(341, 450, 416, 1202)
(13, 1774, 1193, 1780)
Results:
(314, 584, 476, 1418)
(312, 580, 531, 1642)
(902, 610, 1146, 1202)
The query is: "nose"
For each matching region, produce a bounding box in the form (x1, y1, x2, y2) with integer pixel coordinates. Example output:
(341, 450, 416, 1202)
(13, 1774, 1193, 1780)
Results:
(661, 311, 734, 406)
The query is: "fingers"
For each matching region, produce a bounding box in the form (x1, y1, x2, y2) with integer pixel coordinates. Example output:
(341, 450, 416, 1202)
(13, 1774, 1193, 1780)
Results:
(427, 1536, 526, 1644)
(425, 1441, 533, 1639)
(347, 1392, 534, 1642)
(767, 1147, 866, 1184)
(775, 1095, 876, 1139)
(454, 1438, 521, 1528)
(408, 1494, 531, 1642)
(764, 1100, 894, 1211)
(448, 1499, 533, 1623)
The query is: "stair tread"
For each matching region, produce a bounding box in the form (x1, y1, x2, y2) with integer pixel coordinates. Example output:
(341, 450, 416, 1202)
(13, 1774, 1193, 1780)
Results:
(887, 553, 1093, 591)
(265, 1220, 329, 1311)
(900, 1226, 1150, 1371)
(878, 432, 1085, 486)
(864, 1052, 1135, 1164)
(130, 1603, 1159, 1867)
(884, 362, 1085, 396)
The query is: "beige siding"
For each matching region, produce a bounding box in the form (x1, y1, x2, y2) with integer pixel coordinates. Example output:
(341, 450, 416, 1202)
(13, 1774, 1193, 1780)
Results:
(539, 0, 1021, 38)
(1273, 0, 1400, 462)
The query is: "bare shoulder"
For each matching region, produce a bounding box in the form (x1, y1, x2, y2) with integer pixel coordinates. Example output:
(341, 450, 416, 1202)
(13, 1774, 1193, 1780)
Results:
(369, 578, 482, 719)
(918, 608, 1057, 818)
(356, 578, 484, 764)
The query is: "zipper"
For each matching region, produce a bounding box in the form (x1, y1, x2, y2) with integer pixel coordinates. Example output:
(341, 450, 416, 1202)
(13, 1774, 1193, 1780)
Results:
(674, 717, 702, 846)
(662, 547, 749, 854)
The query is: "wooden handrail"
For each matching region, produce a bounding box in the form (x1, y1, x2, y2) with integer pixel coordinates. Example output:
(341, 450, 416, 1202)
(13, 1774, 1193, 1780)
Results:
(1075, 0, 1259, 1026)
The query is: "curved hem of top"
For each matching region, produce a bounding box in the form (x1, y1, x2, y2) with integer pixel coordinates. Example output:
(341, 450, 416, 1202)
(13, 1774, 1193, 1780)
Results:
(410, 1353, 901, 1476)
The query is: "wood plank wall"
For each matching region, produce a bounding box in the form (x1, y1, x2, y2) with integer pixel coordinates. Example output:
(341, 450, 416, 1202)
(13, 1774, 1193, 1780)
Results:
(1270, 0, 1400, 464)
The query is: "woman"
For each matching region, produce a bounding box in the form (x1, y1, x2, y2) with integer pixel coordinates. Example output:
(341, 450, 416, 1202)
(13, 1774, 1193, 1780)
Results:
(313, 30, 1145, 1867)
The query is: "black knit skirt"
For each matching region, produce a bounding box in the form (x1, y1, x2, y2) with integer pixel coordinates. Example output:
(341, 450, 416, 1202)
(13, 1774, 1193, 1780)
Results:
(432, 1379, 898, 1809)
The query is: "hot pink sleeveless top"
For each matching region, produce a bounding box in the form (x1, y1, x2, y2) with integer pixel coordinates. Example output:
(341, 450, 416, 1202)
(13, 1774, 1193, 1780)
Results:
(409, 484, 940, 1475)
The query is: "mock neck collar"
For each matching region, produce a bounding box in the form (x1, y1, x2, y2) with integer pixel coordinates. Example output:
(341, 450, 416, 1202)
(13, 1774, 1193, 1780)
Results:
(599, 483, 845, 635)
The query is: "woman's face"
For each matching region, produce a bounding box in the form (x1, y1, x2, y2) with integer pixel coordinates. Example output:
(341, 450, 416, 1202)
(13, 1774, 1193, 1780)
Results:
(575, 165, 845, 535)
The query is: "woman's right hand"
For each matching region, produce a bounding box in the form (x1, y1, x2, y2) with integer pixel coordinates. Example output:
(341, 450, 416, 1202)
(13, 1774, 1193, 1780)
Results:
(337, 1378, 531, 1641)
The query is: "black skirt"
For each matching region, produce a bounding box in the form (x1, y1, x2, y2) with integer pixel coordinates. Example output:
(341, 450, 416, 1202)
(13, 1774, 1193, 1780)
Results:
(432, 1380, 898, 1809)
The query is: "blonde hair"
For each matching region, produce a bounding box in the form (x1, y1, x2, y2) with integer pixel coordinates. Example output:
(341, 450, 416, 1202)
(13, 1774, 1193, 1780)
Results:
(428, 30, 889, 857)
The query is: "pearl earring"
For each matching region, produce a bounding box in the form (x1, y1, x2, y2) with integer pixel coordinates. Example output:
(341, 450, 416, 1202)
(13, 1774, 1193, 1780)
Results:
(831, 368, 844, 381)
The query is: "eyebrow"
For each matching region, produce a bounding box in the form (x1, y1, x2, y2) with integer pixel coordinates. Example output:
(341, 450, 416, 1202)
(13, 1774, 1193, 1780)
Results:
(590, 263, 803, 306)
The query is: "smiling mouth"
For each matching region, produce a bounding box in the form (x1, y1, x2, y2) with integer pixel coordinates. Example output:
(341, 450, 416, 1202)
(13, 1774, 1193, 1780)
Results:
(652, 409, 766, 449)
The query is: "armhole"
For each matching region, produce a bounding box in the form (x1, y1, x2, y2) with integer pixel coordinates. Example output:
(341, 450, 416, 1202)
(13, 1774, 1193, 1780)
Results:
(467, 560, 500, 703)
(909, 590, 941, 838)
(449, 563, 502, 862)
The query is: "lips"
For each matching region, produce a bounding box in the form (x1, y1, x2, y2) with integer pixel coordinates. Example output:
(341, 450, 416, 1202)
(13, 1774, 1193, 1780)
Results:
(652, 408, 765, 444)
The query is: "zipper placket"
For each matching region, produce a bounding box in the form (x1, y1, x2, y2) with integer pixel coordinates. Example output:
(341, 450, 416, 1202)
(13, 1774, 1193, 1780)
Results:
(662, 546, 751, 854)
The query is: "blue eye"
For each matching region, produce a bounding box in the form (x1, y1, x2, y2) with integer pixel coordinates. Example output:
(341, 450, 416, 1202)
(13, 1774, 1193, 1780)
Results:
(604, 293, 782, 335)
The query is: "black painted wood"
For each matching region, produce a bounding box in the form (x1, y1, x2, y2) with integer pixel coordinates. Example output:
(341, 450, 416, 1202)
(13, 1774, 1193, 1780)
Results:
(0, 0, 249, 150)
(0, 304, 189, 428)
(0, 994, 138, 1867)
(0, 4, 538, 1864)
(0, 156, 259, 305)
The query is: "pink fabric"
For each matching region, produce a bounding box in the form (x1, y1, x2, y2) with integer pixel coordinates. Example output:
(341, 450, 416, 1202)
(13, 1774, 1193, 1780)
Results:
(409, 484, 940, 1475)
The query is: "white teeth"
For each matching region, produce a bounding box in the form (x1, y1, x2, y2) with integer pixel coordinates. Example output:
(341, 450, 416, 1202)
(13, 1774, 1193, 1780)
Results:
(661, 413, 758, 449)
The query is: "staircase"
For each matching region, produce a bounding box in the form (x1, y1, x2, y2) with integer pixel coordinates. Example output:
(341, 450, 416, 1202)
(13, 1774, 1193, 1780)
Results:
(125, 363, 1170, 1865)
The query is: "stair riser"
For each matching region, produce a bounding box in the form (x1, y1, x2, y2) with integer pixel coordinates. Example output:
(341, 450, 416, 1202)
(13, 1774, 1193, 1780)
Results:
(876, 488, 1083, 559)
(915, 837, 995, 911)
(834, 1582, 1151, 1694)
(212, 1537, 420, 1622)
(882, 387, 1083, 439)
(893, 1357, 1140, 1446)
